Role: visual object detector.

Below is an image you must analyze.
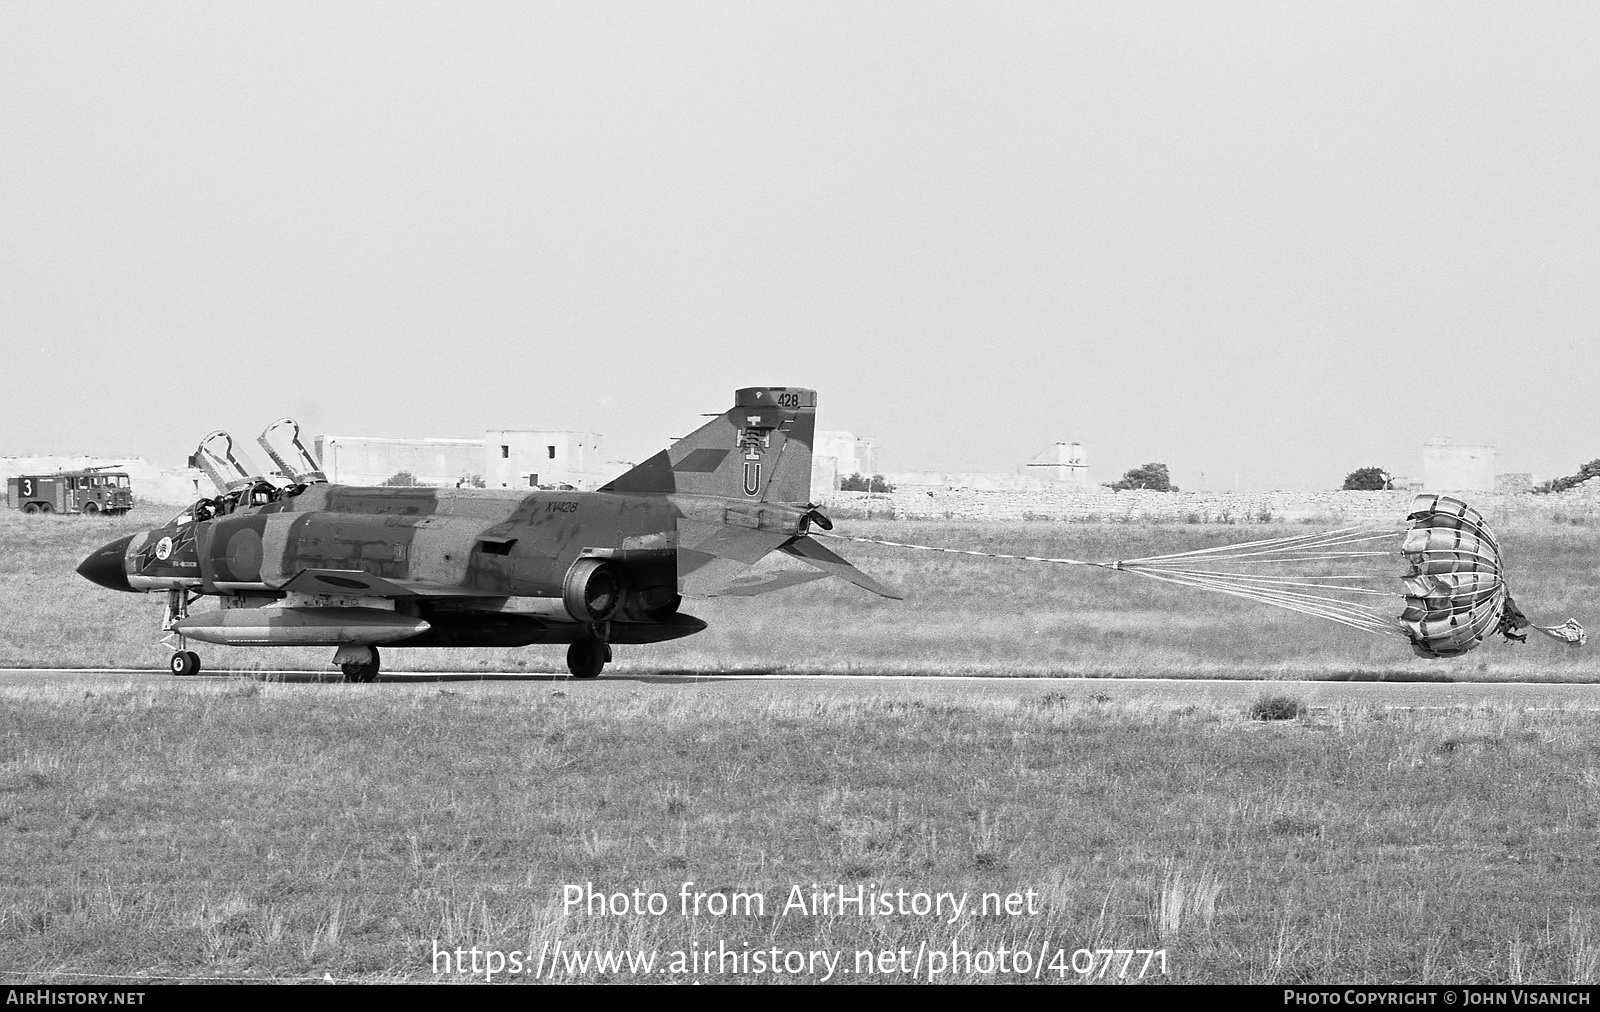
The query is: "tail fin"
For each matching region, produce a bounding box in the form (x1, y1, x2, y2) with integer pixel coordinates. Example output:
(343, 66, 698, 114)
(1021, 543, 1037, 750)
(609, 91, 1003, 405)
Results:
(601, 387, 816, 503)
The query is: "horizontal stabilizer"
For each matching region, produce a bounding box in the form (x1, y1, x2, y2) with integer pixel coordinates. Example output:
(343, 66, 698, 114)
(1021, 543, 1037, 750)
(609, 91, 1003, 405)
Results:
(673, 516, 900, 600)
(691, 564, 830, 597)
(678, 547, 830, 598)
(676, 515, 807, 597)
(677, 519, 792, 565)
(782, 536, 903, 600)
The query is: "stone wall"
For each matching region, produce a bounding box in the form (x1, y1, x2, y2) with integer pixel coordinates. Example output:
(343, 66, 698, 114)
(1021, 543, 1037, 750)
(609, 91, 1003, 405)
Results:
(818, 483, 1600, 526)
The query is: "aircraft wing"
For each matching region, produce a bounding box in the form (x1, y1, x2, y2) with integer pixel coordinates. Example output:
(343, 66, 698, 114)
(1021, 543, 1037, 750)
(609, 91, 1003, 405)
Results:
(678, 554, 831, 597)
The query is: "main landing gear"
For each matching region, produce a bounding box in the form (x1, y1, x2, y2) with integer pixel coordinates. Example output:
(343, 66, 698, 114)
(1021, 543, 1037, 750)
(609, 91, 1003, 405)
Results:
(169, 650, 201, 676)
(334, 645, 381, 683)
(566, 638, 611, 679)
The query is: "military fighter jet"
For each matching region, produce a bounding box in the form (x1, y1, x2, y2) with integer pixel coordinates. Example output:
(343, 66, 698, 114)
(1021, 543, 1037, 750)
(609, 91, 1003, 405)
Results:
(77, 387, 899, 681)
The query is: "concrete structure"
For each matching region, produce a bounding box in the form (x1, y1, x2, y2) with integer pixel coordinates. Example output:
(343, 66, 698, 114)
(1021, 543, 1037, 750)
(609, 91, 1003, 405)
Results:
(1, 456, 205, 506)
(1422, 439, 1496, 492)
(316, 431, 618, 490)
(317, 436, 484, 487)
(856, 437, 878, 476)
(880, 439, 1093, 493)
(1024, 442, 1091, 486)
(484, 430, 605, 489)
(813, 431, 881, 491)
(811, 455, 838, 496)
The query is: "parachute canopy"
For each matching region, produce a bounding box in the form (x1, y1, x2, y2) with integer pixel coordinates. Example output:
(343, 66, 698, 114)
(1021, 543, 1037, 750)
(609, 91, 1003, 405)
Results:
(1399, 494, 1512, 657)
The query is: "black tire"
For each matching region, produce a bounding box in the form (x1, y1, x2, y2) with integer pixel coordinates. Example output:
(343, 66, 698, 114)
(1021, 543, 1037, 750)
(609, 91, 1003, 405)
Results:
(567, 640, 607, 679)
(169, 651, 201, 676)
(21, 503, 40, 515)
(81, 501, 99, 515)
(37, 502, 52, 514)
(341, 646, 381, 683)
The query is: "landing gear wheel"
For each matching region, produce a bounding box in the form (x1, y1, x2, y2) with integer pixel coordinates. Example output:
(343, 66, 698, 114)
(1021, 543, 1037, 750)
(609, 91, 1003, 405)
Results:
(169, 651, 201, 676)
(567, 640, 609, 679)
(341, 646, 381, 683)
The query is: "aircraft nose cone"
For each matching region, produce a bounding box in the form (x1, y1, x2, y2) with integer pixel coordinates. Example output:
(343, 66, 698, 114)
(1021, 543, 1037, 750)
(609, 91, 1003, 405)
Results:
(78, 535, 135, 592)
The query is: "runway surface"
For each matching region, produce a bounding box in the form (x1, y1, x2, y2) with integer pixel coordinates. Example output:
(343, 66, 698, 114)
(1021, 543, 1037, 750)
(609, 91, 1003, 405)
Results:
(3, 667, 1599, 709)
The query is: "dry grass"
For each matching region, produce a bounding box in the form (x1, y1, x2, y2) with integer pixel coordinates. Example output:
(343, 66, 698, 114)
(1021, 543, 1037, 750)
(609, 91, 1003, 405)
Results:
(1249, 694, 1308, 721)
(2, 681, 1599, 983)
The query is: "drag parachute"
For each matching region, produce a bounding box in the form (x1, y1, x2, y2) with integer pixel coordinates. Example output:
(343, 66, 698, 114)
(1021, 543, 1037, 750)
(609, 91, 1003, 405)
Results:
(1102, 494, 1584, 658)
(817, 493, 1585, 659)
(1398, 495, 1518, 657)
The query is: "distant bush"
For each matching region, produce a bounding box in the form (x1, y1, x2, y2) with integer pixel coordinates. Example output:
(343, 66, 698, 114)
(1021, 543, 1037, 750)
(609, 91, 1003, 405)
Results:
(1106, 463, 1177, 492)
(1341, 467, 1391, 491)
(1248, 694, 1306, 721)
(1533, 459, 1600, 494)
(840, 473, 895, 493)
(381, 471, 420, 487)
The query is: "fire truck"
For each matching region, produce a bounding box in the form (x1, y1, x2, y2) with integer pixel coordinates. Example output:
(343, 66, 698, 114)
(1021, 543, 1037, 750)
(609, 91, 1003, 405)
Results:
(8, 468, 134, 515)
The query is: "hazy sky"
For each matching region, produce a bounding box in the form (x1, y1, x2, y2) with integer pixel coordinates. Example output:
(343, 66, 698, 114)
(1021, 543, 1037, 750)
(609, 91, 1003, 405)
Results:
(3, 3, 1596, 490)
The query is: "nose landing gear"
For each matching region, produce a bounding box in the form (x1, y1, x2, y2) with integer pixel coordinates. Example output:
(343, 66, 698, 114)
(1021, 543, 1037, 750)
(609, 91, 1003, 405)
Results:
(161, 588, 203, 676)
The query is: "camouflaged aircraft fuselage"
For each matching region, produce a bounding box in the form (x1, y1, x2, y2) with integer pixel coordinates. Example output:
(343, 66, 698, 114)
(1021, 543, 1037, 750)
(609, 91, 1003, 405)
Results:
(106, 484, 824, 646)
(75, 387, 899, 671)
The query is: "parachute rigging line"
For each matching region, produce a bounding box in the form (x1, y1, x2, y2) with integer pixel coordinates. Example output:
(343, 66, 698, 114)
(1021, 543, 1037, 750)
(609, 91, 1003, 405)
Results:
(810, 493, 1585, 659)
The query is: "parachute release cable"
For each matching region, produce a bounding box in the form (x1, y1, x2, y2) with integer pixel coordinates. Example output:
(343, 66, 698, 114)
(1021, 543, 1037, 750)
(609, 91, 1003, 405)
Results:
(807, 527, 1398, 576)
(811, 528, 1404, 637)
(808, 531, 1119, 570)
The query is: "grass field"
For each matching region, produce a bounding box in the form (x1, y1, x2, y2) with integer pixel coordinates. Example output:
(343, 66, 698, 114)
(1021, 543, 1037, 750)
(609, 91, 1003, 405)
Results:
(2, 507, 1598, 983)
(1, 507, 1593, 680)
(3, 679, 1600, 983)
